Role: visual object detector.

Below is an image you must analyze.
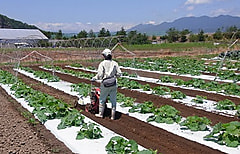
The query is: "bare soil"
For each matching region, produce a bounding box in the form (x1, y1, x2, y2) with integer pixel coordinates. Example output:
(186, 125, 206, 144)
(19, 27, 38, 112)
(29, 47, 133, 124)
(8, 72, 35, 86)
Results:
(0, 47, 223, 64)
(0, 83, 72, 154)
(18, 66, 226, 154)
(0, 48, 238, 154)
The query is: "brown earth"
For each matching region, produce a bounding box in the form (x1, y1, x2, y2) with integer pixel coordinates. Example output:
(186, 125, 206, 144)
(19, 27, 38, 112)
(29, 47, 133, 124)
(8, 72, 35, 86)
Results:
(15, 66, 226, 154)
(0, 83, 72, 154)
(0, 48, 238, 154)
(62, 64, 240, 106)
(0, 47, 223, 64)
(10, 63, 240, 153)
(37, 66, 239, 124)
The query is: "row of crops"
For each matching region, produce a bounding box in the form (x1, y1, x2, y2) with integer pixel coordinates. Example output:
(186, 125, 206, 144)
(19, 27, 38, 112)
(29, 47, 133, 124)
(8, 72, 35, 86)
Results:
(118, 56, 240, 82)
(56, 64, 240, 117)
(14, 65, 240, 153)
(1, 53, 240, 153)
(156, 75, 240, 97)
(48, 63, 240, 98)
(0, 69, 156, 154)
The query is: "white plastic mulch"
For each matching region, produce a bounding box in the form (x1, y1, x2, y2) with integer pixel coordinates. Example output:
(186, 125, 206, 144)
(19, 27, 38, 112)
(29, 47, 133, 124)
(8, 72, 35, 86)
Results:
(119, 66, 240, 84)
(66, 65, 239, 117)
(13, 68, 240, 154)
(0, 72, 146, 154)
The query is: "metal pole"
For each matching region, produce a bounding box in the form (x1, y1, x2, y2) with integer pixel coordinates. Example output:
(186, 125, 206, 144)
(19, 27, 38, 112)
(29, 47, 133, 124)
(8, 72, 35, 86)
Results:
(214, 38, 239, 81)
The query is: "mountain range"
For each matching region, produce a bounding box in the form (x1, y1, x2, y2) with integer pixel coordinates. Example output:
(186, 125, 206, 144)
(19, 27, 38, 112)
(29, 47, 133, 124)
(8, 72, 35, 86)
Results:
(0, 14, 38, 29)
(1, 14, 240, 36)
(128, 15, 240, 35)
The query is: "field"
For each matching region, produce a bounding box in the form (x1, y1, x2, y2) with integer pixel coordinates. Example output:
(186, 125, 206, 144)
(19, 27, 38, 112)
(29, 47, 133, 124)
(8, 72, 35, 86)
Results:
(0, 46, 240, 154)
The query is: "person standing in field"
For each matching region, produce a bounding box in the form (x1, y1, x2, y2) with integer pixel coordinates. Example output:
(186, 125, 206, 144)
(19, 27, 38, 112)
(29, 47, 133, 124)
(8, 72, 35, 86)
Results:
(91, 48, 122, 120)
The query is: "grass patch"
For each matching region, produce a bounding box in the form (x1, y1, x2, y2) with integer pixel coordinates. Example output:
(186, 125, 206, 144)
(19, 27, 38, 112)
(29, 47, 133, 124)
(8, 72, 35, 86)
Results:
(123, 42, 226, 51)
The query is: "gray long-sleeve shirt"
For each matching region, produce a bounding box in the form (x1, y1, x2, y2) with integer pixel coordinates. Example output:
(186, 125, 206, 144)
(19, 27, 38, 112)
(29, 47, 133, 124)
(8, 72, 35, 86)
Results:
(93, 60, 122, 80)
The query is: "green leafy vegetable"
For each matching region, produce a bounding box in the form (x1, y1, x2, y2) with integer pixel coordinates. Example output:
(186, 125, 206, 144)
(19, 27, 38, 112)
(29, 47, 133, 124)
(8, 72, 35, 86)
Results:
(129, 101, 156, 114)
(170, 91, 186, 99)
(76, 122, 103, 139)
(105, 136, 157, 154)
(191, 95, 207, 104)
(71, 83, 92, 97)
(57, 109, 85, 129)
(117, 93, 135, 107)
(106, 136, 139, 154)
(147, 105, 182, 124)
(159, 76, 174, 83)
(204, 121, 240, 147)
(216, 99, 236, 110)
(152, 86, 170, 95)
(180, 116, 211, 131)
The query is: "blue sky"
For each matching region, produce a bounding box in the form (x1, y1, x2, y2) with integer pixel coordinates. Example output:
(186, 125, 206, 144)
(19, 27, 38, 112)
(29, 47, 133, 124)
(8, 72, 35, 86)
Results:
(0, 0, 239, 33)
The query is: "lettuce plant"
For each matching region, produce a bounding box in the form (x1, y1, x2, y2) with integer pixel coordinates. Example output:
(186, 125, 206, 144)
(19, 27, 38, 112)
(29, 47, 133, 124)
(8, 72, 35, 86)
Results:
(180, 115, 211, 131)
(216, 99, 236, 110)
(147, 105, 182, 124)
(105, 136, 157, 154)
(76, 122, 103, 140)
(204, 121, 240, 147)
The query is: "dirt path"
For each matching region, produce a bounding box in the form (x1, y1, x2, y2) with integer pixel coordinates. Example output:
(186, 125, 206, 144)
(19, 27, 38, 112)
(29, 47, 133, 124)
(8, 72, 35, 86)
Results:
(0, 86, 72, 154)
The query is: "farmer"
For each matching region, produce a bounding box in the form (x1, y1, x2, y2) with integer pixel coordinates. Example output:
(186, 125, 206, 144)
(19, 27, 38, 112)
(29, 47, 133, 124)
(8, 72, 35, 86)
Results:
(91, 48, 122, 120)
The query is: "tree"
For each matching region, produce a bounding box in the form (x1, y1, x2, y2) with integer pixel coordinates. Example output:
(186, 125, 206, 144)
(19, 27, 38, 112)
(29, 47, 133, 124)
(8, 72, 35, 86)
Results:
(88, 29, 96, 38)
(55, 30, 63, 40)
(127, 30, 138, 44)
(213, 28, 223, 40)
(161, 35, 167, 42)
(77, 30, 88, 38)
(235, 30, 240, 39)
(106, 29, 111, 37)
(116, 27, 127, 36)
(180, 29, 191, 42)
(136, 33, 150, 44)
(71, 35, 77, 39)
(126, 31, 150, 45)
(197, 29, 205, 41)
(98, 28, 106, 37)
(152, 35, 157, 40)
(166, 28, 180, 43)
(188, 33, 198, 42)
(224, 26, 238, 39)
(98, 28, 111, 37)
(116, 27, 127, 42)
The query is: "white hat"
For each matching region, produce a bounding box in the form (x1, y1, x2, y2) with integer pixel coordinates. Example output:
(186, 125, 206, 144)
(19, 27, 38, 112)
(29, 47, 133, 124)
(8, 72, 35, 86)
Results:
(102, 48, 111, 56)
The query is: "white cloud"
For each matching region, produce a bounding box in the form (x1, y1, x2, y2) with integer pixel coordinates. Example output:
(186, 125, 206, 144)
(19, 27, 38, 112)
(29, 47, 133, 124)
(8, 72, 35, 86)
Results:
(211, 8, 229, 16)
(185, 0, 212, 5)
(187, 13, 195, 17)
(187, 6, 195, 11)
(210, 8, 240, 17)
(34, 22, 135, 33)
(98, 22, 134, 31)
(146, 21, 156, 24)
(75, 22, 82, 25)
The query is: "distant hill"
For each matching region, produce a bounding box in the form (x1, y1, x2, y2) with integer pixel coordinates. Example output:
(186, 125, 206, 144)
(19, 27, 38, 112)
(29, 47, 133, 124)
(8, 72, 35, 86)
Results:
(0, 14, 38, 29)
(2, 13, 240, 37)
(128, 15, 240, 35)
